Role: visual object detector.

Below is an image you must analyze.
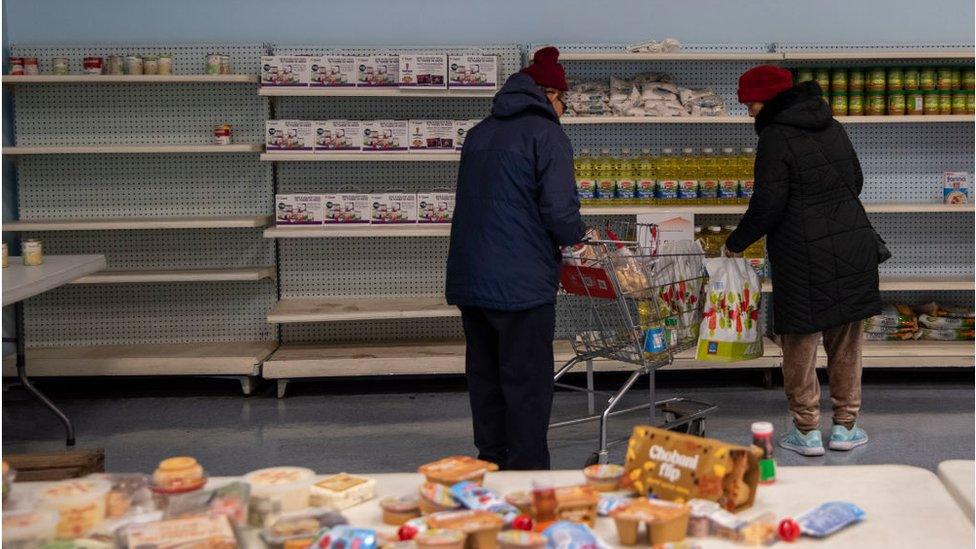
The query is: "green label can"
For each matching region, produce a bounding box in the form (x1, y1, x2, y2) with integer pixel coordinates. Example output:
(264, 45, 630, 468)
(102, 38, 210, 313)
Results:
(919, 67, 937, 90)
(923, 91, 940, 114)
(848, 69, 865, 93)
(831, 69, 848, 93)
(848, 94, 865, 115)
(867, 67, 887, 91)
(831, 93, 848, 116)
(952, 91, 967, 114)
(906, 91, 925, 115)
(903, 67, 920, 91)
(937, 67, 955, 90)
(814, 68, 831, 93)
(966, 90, 975, 114)
(963, 69, 976, 90)
(866, 92, 886, 115)
(886, 67, 904, 91)
(887, 91, 906, 115)
(939, 92, 953, 114)
(796, 67, 815, 83)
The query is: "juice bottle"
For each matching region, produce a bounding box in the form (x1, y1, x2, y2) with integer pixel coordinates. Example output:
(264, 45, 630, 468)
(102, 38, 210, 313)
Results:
(737, 147, 756, 204)
(698, 148, 719, 205)
(717, 147, 740, 203)
(615, 148, 636, 205)
(574, 148, 595, 205)
(594, 148, 616, 204)
(677, 147, 700, 203)
(635, 148, 656, 205)
(655, 148, 679, 205)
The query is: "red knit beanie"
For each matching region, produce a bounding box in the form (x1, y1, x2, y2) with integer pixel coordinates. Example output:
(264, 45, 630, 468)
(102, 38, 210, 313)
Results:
(737, 65, 794, 103)
(521, 46, 568, 92)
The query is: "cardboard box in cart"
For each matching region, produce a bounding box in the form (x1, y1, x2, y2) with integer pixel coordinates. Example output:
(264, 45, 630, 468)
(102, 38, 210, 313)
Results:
(314, 120, 363, 152)
(363, 120, 408, 152)
(266, 120, 314, 153)
(323, 194, 370, 224)
(261, 56, 310, 86)
(448, 54, 498, 89)
(370, 193, 418, 223)
(399, 54, 448, 88)
(276, 194, 324, 225)
(310, 56, 358, 87)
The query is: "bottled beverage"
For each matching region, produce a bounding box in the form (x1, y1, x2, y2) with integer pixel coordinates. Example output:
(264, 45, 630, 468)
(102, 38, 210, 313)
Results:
(594, 148, 616, 203)
(615, 148, 636, 204)
(737, 147, 756, 204)
(635, 148, 656, 205)
(574, 148, 595, 205)
(751, 421, 776, 484)
(677, 147, 700, 203)
(698, 147, 719, 204)
(638, 299, 667, 360)
(717, 147, 740, 203)
(655, 148, 679, 205)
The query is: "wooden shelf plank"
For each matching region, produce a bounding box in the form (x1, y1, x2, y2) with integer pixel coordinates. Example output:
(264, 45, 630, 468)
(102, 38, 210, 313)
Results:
(260, 152, 459, 162)
(559, 52, 783, 61)
(581, 203, 975, 215)
(2, 341, 277, 377)
(268, 297, 457, 324)
(3, 74, 259, 84)
(3, 144, 262, 155)
(264, 224, 451, 238)
(259, 87, 494, 97)
(3, 215, 272, 231)
(782, 50, 974, 60)
(818, 340, 974, 368)
(72, 267, 276, 284)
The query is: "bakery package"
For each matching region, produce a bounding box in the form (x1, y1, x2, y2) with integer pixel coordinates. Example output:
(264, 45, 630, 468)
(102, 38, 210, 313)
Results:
(276, 194, 325, 225)
(454, 119, 479, 150)
(943, 171, 971, 204)
(409, 120, 456, 152)
(363, 120, 408, 152)
(370, 192, 418, 224)
(119, 515, 239, 548)
(266, 120, 314, 153)
(622, 425, 760, 512)
(357, 55, 399, 87)
(399, 53, 448, 88)
(448, 54, 498, 89)
(310, 473, 376, 509)
(261, 56, 311, 86)
(323, 193, 370, 224)
(310, 55, 358, 87)
(417, 192, 455, 223)
(315, 120, 363, 152)
(418, 456, 499, 486)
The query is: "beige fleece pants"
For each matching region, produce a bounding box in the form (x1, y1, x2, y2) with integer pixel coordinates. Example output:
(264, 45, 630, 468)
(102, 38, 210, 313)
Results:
(779, 321, 863, 432)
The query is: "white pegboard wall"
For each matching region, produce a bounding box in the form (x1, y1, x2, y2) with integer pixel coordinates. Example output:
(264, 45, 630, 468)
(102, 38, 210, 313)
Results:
(282, 318, 462, 344)
(872, 214, 974, 278)
(8, 43, 268, 76)
(565, 125, 757, 155)
(275, 97, 492, 122)
(278, 162, 459, 195)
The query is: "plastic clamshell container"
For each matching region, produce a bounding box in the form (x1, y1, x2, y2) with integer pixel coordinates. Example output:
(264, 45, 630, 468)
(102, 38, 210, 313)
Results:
(35, 477, 111, 539)
(244, 466, 316, 527)
(2, 509, 60, 547)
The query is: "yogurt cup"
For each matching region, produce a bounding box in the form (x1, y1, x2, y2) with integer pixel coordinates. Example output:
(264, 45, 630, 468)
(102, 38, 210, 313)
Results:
(244, 466, 315, 528)
(35, 478, 111, 539)
(2, 509, 60, 548)
(583, 464, 625, 492)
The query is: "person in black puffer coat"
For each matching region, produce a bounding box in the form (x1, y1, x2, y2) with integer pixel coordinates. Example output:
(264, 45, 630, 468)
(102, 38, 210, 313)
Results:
(726, 66, 882, 457)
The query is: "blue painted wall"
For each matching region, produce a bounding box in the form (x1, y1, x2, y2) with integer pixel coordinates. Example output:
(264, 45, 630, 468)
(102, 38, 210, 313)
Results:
(4, 0, 974, 46)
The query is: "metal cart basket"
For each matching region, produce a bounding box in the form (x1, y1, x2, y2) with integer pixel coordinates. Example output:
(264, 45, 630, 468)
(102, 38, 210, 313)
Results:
(550, 223, 717, 466)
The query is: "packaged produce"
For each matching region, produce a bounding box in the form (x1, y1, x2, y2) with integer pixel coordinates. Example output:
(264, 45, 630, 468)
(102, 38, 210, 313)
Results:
(448, 55, 498, 89)
(370, 192, 418, 223)
(795, 501, 865, 538)
(497, 530, 546, 549)
(314, 525, 378, 549)
(267, 120, 314, 153)
(36, 478, 112, 539)
(309, 473, 375, 510)
(314, 120, 363, 152)
(848, 69, 865, 92)
(906, 91, 925, 115)
(418, 457, 498, 486)
(554, 485, 600, 526)
(363, 120, 408, 152)
(381, 496, 422, 525)
(419, 482, 462, 515)
(356, 55, 398, 87)
(399, 54, 447, 88)
(243, 466, 316, 528)
(454, 120, 478, 150)
(697, 258, 763, 362)
(450, 481, 518, 520)
(426, 510, 504, 549)
(582, 464, 624, 492)
(3, 509, 60, 548)
(276, 194, 325, 225)
(865, 92, 886, 115)
(943, 171, 971, 204)
(622, 425, 760, 512)
(415, 528, 464, 549)
(919, 327, 975, 341)
(310, 56, 358, 87)
(262, 56, 310, 86)
(409, 120, 456, 152)
(610, 499, 689, 546)
(261, 507, 349, 549)
(118, 514, 238, 548)
(886, 91, 905, 115)
(163, 480, 250, 526)
(418, 192, 455, 224)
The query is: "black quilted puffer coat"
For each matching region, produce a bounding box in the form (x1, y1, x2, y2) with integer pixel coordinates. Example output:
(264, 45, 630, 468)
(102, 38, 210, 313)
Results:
(726, 82, 882, 335)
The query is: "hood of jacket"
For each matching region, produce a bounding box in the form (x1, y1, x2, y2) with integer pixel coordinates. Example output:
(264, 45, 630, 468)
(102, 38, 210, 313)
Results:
(491, 73, 560, 122)
(755, 81, 833, 135)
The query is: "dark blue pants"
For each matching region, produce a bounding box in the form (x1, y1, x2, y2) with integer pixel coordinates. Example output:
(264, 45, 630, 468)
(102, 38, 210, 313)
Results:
(460, 303, 555, 470)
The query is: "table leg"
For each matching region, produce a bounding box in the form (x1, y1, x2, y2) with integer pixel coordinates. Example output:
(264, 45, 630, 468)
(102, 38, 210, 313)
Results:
(14, 301, 75, 446)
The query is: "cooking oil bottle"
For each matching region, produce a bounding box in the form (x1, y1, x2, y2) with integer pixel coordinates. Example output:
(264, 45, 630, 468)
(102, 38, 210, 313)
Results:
(677, 147, 700, 204)
(698, 148, 719, 205)
(594, 148, 616, 204)
(637, 299, 667, 360)
(703, 225, 725, 257)
(737, 147, 756, 205)
(574, 148, 595, 205)
(717, 147, 739, 204)
(615, 148, 636, 205)
(635, 148, 656, 205)
(655, 148, 679, 205)
(694, 225, 705, 250)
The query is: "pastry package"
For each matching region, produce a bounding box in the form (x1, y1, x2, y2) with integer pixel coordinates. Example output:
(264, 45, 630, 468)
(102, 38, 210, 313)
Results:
(609, 498, 689, 546)
(553, 486, 599, 526)
(686, 498, 745, 539)
(420, 482, 462, 515)
(426, 510, 504, 549)
(418, 457, 498, 486)
(163, 480, 250, 526)
(310, 473, 376, 510)
(450, 482, 517, 521)
(260, 507, 348, 548)
(622, 425, 760, 512)
(117, 515, 240, 549)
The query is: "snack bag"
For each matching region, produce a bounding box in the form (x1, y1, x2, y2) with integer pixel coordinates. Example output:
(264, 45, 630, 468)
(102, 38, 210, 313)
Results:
(696, 258, 763, 362)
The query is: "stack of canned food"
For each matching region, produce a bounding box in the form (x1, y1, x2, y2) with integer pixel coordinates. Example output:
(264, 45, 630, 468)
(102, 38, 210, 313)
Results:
(6, 53, 231, 76)
(795, 66, 975, 116)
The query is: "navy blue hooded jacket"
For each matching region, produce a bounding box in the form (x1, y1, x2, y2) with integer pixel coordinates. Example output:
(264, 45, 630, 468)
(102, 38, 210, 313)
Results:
(445, 73, 585, 311)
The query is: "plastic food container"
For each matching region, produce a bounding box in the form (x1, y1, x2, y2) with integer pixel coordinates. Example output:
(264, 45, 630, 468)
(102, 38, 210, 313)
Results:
(416, 528, 466, 549)
(35, 478, 111, 539)
(3, 509, 60, 548)
(261, 507, 348, 549)
(504, 491, 533, 515)
(583, 464, 625, 492)
(244, 466, 315, 528)
(497, 530, 547, 549)
(381, 495, 421, 525)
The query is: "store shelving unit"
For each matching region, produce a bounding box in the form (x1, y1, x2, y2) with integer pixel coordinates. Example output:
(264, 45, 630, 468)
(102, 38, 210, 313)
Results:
(260, 152, 459, 162)
(781, 50, 975, 60)
(3, 74, 259, 84)
(3, 216, 271, 231)
(558, 52, 783, 62)
(72, 267, 276, 284)
(264, 224, 451, 238)
(3, 144, 262, 155)
(562, 115, 974, 125)
(267, 297, 457, 323)
(258, 87, 494, 97)
(761, 277, 975, 293)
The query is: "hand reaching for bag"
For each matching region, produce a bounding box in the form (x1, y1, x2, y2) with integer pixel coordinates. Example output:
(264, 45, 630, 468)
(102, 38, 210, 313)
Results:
(722, 246, 741, 258)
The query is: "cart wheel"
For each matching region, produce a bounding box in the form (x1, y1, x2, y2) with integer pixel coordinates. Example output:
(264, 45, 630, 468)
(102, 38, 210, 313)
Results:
(584, 453, 601, 467)
(687, 419, 706, 437)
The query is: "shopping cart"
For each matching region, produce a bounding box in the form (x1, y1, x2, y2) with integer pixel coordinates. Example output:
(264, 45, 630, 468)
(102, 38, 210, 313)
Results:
(550, 222, 717, 466)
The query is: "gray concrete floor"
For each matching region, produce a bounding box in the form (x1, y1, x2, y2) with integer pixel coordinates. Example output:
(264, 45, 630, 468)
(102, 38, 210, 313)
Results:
(2, 370, 973, 475)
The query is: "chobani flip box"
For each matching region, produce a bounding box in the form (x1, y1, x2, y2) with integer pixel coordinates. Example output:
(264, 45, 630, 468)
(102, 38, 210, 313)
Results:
(309, 56, 358, 87)
(448, 54, 498, 89)
(323, 193, 370, 224)
(362, 120, 408, 152)
(266, 120, 314, 153)
(418, 192, 455, 223)
(399, 54, 448, 89)
(370, 192, 418, 223)
(357, 55, 399, 87)
(261, 56, 310, 86)
(276, 194, 324, 225)
(314, 120, 362, 152)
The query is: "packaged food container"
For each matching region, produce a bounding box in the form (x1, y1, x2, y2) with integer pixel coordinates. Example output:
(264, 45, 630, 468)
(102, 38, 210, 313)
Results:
(35, 477, 111, 539)
(966, 90, 975, 114)
(867, 67, 887, 91)
(220, 55, 231, 75)
(205, 54, 223, 75)
(939, 91, 953, 114)
(903, 67, 920, 90)
(415, 528, 465, 549)
(504, 491, 533, 515)
(158, 54, 173, 75)
(51, 58, 70, 75)
(950, 68, 962, 90)
(830, 93, 848, 116)
(866, 92, 886, 116)
(381, 495, 421, 525)
(244, 466, 315, 528)
(848, 69, 865, 92)
(426, 510, 504, 549)
(497, 530, 547, 549)
(919, 67, 937, 90)
(419, 482, 462, 515)
(906, 91, 925, 115)
(795, 67, 814, 83)
(937, 67, 955, 90)
(847, 94, 865, 115)
(83, 57, 103, 75)
(214, 124, 232, 145)
(23, 57, 39, 75)
(142, 55, 159, 75)
(124, 55, 143, 75)
(812, 68, 830, 93)
(309, 472, 375, 510)
(22, 239, 42, 266)
(952, 91, 967, 114)
(886, 91, 905, 115)
(830, 68, 847, 93)
(418, 456, 498, 487)
(610, 499, 690, 546)
(923, 91, 941, 114)
(886, 67, 903, 91)
(3, 509, 60, 548)
(151, 456, 206, 493)
(963, 68, 975, 90)
(261, 507, 348, 549)
(583, 464, 625, 491)
(105, 55, 123, 75)
(9, 57, 24, 75)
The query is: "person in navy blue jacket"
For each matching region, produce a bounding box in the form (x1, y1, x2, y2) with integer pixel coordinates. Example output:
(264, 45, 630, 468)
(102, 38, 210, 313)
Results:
(446, 47, 585, 470)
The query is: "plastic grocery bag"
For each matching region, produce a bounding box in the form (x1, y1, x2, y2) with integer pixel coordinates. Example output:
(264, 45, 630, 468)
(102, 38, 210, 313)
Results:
(696, 258, 763, 362)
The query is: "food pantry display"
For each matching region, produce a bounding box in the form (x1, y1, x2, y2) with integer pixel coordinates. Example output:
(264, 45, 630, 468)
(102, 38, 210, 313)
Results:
(265, 120, 478, 153)
(0, 428, 868, 548)
(261, 54, 498, 90)
(276, 192, 455, 225)
(6, 53, 233, 75)
(563, 73, 726, 118)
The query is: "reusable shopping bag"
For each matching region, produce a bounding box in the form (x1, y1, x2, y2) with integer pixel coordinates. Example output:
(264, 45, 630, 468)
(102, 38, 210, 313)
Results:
(696, 258, 763, 362)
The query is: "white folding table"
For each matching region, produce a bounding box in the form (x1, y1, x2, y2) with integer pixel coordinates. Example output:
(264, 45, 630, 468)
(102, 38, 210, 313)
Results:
(938, 459, 975, 522)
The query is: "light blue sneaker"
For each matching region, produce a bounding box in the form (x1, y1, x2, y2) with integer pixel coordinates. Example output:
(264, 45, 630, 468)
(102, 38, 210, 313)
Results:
(779, 425, 825, 456)
(828, 424, 869, 451)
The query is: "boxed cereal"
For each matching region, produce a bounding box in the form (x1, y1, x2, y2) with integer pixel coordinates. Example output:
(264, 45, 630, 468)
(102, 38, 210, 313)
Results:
(356, 55, 399, 87)
(266, 120, 314, 153)
(370, 192, 418, 223)
(448, 55, 498, 90)
(454, 119, 479, 151)
(275, 194, 325, 225)
(261, 56, 310, 86)
(399, 54, 448, 89)
(309, 56, 358, 87)
(943, 171, 971, 204)
(408, 120, 456, 152)
(417, 192, 455, 224)
(323, 194, 370, 224)
(314, 120, 363, 152)
(362, 120, 408, 152)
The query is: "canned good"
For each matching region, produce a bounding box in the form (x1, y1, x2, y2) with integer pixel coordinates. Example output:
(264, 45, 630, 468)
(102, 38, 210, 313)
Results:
(124, 55, 143, 75)
(966, 90, 975, 114)
(906, 91, 925, 115)
(814, 68, 830, 93)
(51, 57, 70, 75)
(22, 239, 43, 266)
(866, 92, 886, 115)
(83, 56, 103, 75)
(952, 91, 967, 114)
(848, 69, 865, 93)
(886, 67, 903, 91)
(903, 67, 920, 91)
(847, 94, 864, 115)
(867, 67, 887, 91)
(937, 67, 955, 90)
(795, 67, 814, 83)
(919, 67, 937, 90)
(830, 68, 847, 93)
(939, 92, 953, 115)
(923, 91, 940, 114)
(2, 242, 8, 268)
(157, 54, 173, 75)
(205, 54, 222, 75)
(886, 91, 905, 115)
(950, 68, 962, 90)
(9, 57, 24, 75)
(23, 57, 39, 75)
(963, 68, 976, 90)
(219, 55, 231, 75)
(830, 93, 848, 116)
(105, 55, 124, 75)
(143, 55, 159, 75)
(214, 124, 232, 145)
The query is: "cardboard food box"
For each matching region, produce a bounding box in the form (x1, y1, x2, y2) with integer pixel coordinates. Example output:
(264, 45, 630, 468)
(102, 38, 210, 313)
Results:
(399, 53, 448, 89)
(314, 120, 363, 152)
(448, 54, 498, 89)
(261, 56, 310, 86)
(943, 171, 971, 204)
(622, 425, 760, 512)
(266, 120, 314, 153)
(417, 192, 455, 223)
(276, 194, 325, 225)
(454, 119, 479, 151)
(363, 120, 408, 152)
(408, 120, 456, 152)
(323, 193, 370, 224)
(370, 192, 418, 224)
(310, 56, 358, 87)
(357, 55, 399, 87)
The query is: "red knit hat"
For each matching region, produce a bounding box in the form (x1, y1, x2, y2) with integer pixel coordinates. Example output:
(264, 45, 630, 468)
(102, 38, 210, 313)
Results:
(521, 46, 568, 92)
(737, 65, 794, 103)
